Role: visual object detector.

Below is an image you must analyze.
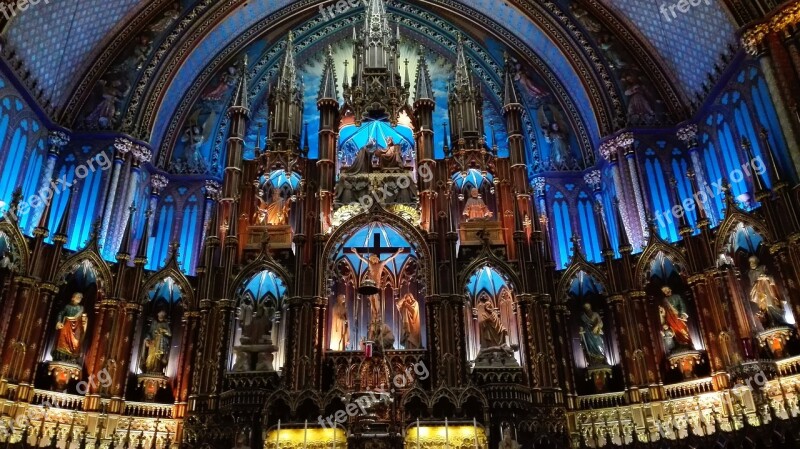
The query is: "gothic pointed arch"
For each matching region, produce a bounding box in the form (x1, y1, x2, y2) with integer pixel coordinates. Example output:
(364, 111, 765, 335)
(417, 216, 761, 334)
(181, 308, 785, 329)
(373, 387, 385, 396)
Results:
(556, 246, 609, 304)
(140, 257, 195, 309)
(0, 220, 29, 275)
(319, 205, 432, 294)
(55, 241, 114, 291)
(633, 229, 690, 288)
(229, 245, 293, 301)
(714, 203, 773, 256)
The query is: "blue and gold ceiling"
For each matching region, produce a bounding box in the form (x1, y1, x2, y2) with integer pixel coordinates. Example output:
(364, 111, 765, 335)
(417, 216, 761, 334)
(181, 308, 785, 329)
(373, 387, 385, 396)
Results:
(2, 0, 739, 170)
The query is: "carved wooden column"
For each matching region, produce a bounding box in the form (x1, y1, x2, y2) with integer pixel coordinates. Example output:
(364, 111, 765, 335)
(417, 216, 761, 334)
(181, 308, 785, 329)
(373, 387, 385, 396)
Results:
(189, 298, 214, 402)
(686, 274, 731, 389)
(553, 303, 577, 408)
(174, 310, 199, 419)
(630, 291, 664, 401)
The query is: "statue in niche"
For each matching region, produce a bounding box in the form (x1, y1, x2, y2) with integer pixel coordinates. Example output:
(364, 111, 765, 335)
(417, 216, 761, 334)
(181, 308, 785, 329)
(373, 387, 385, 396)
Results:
(255, 189, 292, 226)
(350, 248, 404, 323)
(463, 188, 493, 221)
(396, 293, 421, 349)
(140, 309, 173, 374)
(747, 256, 787, 328)
(52, 293, 89, 363)
(331, 294, 350, 351)
(344, 138, 378, 175)
(477, 292, 508, 350)
(498, 427, 521, 449)
(240, 301, 274, 345)
(578, 303, 606, 365)
(85, 78, 129, 130)
(658, 286, 692, 353)
(374, 137, 404, 171)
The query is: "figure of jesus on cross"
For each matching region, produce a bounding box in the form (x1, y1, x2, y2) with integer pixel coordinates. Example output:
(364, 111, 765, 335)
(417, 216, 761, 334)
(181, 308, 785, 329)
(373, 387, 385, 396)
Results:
(348, 233, 408, 327)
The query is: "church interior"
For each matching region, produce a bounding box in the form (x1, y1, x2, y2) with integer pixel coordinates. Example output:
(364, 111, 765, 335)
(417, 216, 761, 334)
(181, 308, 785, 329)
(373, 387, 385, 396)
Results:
(0, 0, 799, 447)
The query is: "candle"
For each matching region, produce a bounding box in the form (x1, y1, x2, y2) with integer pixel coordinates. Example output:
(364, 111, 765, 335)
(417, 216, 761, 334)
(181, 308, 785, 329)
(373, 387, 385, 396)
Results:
(303, 420, 308, 449)
(445, 418, 449, 449)
(276, 420, 281, 449)
(333, 423, 336, 449)
(416, 419, 420, 449)
(473, 418, 479, 449)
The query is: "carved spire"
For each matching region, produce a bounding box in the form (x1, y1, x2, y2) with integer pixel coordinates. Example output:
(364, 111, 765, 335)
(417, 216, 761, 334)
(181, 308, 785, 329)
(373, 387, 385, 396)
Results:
(503, 53, 521, 107)
(116, 203, 137, 261)
(318, 45, 339, 102)
(231, 56, 250, 113)
(54, 187, 76, 243)
(278, 32, 297, 91)
(593, 201, 613, 257)
(135, 208, 152, 265)
(454, 33, 472, 92)
(414, 45, 434, 103)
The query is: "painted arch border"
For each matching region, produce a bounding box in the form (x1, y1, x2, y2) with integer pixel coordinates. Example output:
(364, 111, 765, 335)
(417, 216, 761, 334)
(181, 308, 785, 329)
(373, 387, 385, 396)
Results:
(142, 0, 604, 159)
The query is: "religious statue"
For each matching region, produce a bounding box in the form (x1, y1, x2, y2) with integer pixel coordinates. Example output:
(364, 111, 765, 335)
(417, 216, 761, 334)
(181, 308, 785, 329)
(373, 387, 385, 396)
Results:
(331, 294, 350, 351)
(140, 309, 173, 374)
(374, 137, 404, 170)
(240, 301, 274, 345)
(52, 293, 88, 363)
(476, 292, 508, 350)
(344, 138, 377, 175)
(396, 293, 421, 349)
(622, 72, 656, 125)
(498, 427, 521, 449)
(255, 189, 291, 226)
(85, 78, 129, 130)
(747, 256, 786, 328)
(543, 122, 574, 170)
(462, 188, 493, 221)
(658, 286, 691, 353)
(350, 247, 404, 323)
(578, 303, 606, 365)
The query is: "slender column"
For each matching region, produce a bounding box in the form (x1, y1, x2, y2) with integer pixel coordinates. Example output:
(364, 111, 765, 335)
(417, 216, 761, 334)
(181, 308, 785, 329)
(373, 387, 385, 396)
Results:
(175, 310, 199, 418)
(686, 274, 731, 389)
(0, 280, 33, 383)
(18, 285, 57, 385)
(621, 135, 648, 242)
(29, 131, 69, 229)
(678, 124, 717, 224)
(100, 138, 131, 247)
(553, 304, 576, 408)
(630, 291, 664, 401)
(742, 39, 800, 175)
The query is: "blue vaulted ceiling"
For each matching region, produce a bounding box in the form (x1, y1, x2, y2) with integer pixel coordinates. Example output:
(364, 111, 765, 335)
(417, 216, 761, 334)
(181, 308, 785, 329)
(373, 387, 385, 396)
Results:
(1, 0, 739, 147)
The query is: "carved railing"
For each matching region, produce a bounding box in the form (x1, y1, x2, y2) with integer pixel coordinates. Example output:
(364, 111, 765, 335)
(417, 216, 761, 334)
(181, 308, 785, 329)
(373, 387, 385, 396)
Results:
(124, 401, 174, 418)
(578, 392, 625, 409)
(31, 389, 85, 410)
(776, 356, 800, 376)
(664, 378, 714, 398)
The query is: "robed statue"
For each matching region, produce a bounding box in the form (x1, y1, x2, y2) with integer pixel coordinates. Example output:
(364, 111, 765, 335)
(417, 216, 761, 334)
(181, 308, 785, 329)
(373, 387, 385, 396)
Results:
(344, 138, 378, 175)
(477, 292, 508, 350)
(331, 294, 350, 351)
(498, 427, 521, 449)
(52, 293, 89, 363)
(578, 303, 606, 365)
(463, 188, 493, 221)
(747, 256, 786, 328)
(658, 286, 691, 353)
(396, 293, 421, 349)
(374, 137, 404, 170)
(255, 189, 291, 226)
(140, 309, 173, 374)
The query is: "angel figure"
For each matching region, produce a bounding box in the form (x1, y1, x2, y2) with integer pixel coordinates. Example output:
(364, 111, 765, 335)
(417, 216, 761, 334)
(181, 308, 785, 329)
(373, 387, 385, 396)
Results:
(538, 104, 576, 170)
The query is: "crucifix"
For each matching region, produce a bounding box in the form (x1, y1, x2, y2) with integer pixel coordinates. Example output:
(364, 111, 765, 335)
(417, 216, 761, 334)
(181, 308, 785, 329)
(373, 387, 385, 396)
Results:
(347, 233, 408, 327)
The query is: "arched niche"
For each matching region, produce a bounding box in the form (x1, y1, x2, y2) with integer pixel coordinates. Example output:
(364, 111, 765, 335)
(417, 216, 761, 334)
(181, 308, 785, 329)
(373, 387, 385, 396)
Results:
(564, 270, 621, 394)
(464, 265, 520, 368)
(721, 222, 796, 357)
(451, 169, 496, 224)
(40, 259, 101, 392)
(326, 221, 426, 352)
(230, 269, 288, 373)
(644, 252, 708, 382)
(252, 169, 301, 228)
(129, 276, 186, 402)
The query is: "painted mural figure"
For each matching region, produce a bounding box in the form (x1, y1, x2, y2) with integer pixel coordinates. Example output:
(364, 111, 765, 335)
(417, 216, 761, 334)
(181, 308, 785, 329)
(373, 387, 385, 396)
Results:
(140, 309, 172, 374)
(463, 188, 493, 221)
(477, 292, 508, 349)
(85, 79, 129, 130)
(543, 122, 574, 169)
(747, 256, 786, 328)
(623, 73, 655, 124)
(578, 303, 606, 365)
(52, 293, 88, 363)
(331, 294, 350, 351)
(658, 286, 691, 352)
(396, 293, 421, 349)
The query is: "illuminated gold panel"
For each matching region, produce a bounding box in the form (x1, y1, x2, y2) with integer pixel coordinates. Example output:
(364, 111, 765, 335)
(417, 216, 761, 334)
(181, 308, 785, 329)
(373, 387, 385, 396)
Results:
(263, 427, 347, 449)
(404, 425, 488, 449)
